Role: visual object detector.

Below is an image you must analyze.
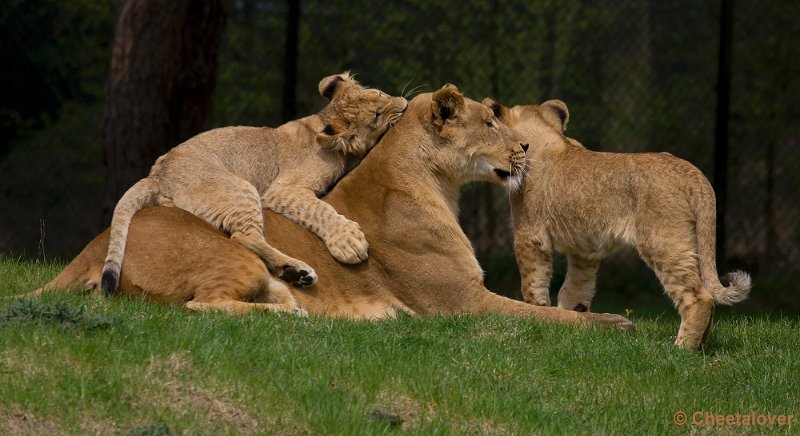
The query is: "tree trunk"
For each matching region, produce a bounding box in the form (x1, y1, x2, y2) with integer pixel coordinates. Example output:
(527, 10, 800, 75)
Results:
(101, 0, 225, 221)
(713, 0, 733, 270)
(281, 0, 300, 123)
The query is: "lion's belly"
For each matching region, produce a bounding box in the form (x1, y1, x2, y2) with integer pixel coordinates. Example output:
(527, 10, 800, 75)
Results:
(549, 214, 637, 260)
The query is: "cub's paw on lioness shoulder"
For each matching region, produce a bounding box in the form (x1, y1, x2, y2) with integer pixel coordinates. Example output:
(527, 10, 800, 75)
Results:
(324, 220, 369, 264)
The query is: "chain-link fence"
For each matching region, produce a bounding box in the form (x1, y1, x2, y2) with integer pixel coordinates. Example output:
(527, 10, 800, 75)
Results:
(1, 0, 798, 310)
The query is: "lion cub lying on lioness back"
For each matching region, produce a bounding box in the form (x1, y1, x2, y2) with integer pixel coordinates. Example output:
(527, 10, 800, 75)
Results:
(103, 72, 407, 304)
(486, 98, 751, 349)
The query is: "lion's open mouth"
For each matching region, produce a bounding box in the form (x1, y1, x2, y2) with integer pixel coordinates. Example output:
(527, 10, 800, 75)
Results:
(494, 169, 511, 180)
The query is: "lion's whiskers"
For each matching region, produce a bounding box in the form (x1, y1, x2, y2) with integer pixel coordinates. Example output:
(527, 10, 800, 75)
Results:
(404, 84, 429, 99)
(400, 74, 416, 97)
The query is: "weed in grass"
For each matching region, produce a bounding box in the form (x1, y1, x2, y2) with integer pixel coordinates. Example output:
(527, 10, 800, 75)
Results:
(0, 298, 118, 330)
(367, 408, 404, 427)
(124, 421, 173, 436)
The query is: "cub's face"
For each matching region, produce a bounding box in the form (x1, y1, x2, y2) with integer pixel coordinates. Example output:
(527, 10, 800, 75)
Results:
(482, 98, 569, 153)
(426, 84, 527, 190)
(316, 72, 408, 156)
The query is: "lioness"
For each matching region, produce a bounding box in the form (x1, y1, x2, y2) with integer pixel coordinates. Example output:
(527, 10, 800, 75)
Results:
(103, 72, 407, 309)
(485, 98, 750, 349)
(28, 85, 633, 330)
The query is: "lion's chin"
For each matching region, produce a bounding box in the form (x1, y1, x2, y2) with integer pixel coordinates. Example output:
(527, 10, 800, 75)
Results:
(493, 168, 524, 191)
(506, 173, 524, 192)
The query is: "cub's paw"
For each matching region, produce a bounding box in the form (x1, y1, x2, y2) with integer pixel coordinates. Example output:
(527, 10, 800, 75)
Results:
(279, 263, 317, 288)
(293, 308, 309, 317)
(325, 223, 369, 264)
(522, 288, 551, 307)
(580, 312, 636, 332)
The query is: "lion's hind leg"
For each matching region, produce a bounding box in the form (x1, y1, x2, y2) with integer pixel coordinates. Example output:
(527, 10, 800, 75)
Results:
(185, 300, 307, 316)
(637, 237, 715, 350)
(184, 255, 306, 317)
(7, 255, 103, 301)
(169, 175, 317, 288)
(185, 280, 307, 317)
(557, 254, 600, 312)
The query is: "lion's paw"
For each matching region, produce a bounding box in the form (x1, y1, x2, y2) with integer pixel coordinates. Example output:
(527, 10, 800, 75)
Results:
(279, 263, 317, 288)
(522, 287, 551, 306)
(581, 312, 636, 331)
(325, 223, 369, 264)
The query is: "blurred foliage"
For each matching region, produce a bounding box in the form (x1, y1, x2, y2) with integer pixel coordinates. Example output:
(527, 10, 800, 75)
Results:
(0, 0, 118, 151)
(0, 0, 798, 311)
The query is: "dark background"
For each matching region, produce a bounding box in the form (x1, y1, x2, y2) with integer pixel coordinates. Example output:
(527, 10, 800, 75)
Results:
(1, 0, 798, 312)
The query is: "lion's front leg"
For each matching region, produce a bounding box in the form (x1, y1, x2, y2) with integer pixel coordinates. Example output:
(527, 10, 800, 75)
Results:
(261, 185, 368, 264)
(513, 229, 553, 306)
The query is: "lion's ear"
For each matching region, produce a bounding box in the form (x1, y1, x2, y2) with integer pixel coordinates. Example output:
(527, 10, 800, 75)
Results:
(316, 123, 363, 155)
(541, 100, 569, 132)
(482, 97, 509, 121)
(319, 71, 357, 100)
(431, 83, 465, 127)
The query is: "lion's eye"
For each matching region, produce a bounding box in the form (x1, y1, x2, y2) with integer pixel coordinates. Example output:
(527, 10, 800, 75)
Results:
(486, 121, 494, 127)
(375, 112, 380, 120)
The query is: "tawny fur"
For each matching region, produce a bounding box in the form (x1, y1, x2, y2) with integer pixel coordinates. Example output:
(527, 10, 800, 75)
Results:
(22, 85, 633, 330)
(102, 72, 408, 312)
(485, 98, 750, 350)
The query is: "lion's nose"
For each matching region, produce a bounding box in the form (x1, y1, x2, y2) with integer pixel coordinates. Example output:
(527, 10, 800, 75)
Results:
(520, 143, 529, 152)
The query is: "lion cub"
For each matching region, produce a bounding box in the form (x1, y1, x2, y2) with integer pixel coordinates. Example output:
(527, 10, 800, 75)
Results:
(486, 98, 751, 349)
(103, 72, 408, 307)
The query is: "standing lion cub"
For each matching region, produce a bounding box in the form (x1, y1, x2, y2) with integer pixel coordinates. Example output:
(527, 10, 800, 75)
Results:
(486, 98, 750, 349)
(102, 72, 407, 306)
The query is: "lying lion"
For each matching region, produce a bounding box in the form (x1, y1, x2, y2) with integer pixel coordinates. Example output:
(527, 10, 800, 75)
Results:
(485, 98, 750, 349)
(25, 85, 633, 330)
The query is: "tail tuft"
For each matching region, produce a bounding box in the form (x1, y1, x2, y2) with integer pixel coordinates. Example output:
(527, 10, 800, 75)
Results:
(101, 263, 119, 295)
(711, 270, 751, 305)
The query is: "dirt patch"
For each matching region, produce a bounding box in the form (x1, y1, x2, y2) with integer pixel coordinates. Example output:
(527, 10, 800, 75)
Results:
(0, 349, 42, 378)
(0, 406, 59, 435)
(370, 391, 437, 431)
(78, 411, 119, 435)
(454, 417, 510, 435)
(140, 352, 259, 433)
(161, 381, 259, 433)
(144, 351, 193, 378)
(137, 352, 312, 434)
(0, 348, 84, 378)
(369, 390, 509, 433)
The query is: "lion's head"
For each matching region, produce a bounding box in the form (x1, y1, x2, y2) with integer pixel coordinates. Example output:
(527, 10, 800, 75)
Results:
(414, 84, 527, 190)
(315, 72, 408, 157)
(482, 98, 570, 151)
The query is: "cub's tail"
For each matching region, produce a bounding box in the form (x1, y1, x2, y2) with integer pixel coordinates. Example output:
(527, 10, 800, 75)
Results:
(102, 177, 160, 295)
(713, 270, 752, 305)
(693, 177, 751, 306)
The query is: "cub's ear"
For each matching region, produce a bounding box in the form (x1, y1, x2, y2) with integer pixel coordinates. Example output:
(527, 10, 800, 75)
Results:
(431, 83, 465, 127)
(482, 97, 509, 121)
(316, 123, 363, 155)
(541, 99, 569, 132)
(318, 71, 357, 100)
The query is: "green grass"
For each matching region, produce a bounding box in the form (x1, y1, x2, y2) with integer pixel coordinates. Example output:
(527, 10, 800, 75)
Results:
(1, 259, 798, 435)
